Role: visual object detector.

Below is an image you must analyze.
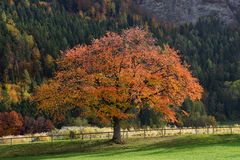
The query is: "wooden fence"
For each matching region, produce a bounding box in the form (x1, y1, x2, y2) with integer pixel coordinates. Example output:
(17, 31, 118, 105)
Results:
(1, 126, 240, 145)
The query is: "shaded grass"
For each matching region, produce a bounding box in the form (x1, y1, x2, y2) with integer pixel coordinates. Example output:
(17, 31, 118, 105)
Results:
(1, 134, 240, 160)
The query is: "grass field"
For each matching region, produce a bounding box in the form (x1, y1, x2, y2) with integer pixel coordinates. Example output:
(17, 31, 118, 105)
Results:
(1, 134, 240, 160)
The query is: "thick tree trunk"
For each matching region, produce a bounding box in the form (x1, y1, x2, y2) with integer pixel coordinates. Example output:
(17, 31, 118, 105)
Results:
(112, 118, 122, 144)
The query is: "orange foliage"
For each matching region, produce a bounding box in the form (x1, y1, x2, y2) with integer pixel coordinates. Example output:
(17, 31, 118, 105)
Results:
(0, 111, 24, 137)
(34, 27, 203, 124)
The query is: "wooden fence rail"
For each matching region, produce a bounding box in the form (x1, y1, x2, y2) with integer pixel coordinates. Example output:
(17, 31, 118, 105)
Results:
(0, 126, 240, 145)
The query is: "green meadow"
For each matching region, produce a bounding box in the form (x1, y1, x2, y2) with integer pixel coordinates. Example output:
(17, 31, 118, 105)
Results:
(1, 134, 240, 160)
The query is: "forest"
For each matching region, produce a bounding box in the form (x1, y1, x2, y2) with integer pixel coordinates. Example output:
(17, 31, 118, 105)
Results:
(0, 0, 239, 135)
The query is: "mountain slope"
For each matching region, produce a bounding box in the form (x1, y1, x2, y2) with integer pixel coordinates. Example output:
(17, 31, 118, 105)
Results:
(135, 0, 240, 24)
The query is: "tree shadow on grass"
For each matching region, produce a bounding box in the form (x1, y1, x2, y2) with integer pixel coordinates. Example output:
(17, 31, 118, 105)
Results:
(80, 134, 240, 157)
(3, 134, 240, 160)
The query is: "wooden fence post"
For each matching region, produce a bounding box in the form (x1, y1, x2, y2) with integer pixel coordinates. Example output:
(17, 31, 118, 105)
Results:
(51, 134, 53, 143)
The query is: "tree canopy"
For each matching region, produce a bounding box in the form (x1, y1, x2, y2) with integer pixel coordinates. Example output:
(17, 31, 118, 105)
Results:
(34, 27, 203, 142)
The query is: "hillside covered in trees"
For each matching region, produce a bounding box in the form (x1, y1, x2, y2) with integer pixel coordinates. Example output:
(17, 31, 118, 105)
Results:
(0, 0, 239, 131)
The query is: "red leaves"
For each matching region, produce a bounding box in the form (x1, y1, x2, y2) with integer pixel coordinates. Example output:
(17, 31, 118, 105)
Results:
(34, 27, 203, 124)
(23, 117, 54, 134)
(0, 111, 23, 136)
(0, 112, 54, 136)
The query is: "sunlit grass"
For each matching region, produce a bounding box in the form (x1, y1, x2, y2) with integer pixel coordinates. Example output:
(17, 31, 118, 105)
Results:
(1, 134, 240, 160)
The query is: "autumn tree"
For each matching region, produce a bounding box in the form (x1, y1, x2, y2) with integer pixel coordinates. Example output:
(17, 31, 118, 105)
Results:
(0, 111, 23, 137)
(34, 27, 203, 143)
(23, 116, 54, 134)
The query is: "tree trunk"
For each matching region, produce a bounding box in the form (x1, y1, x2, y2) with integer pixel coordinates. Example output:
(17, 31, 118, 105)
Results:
(112, 118, 122, 144)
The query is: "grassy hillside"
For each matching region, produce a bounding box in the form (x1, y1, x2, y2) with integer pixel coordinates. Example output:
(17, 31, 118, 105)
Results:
(1, 134, 240, 160)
